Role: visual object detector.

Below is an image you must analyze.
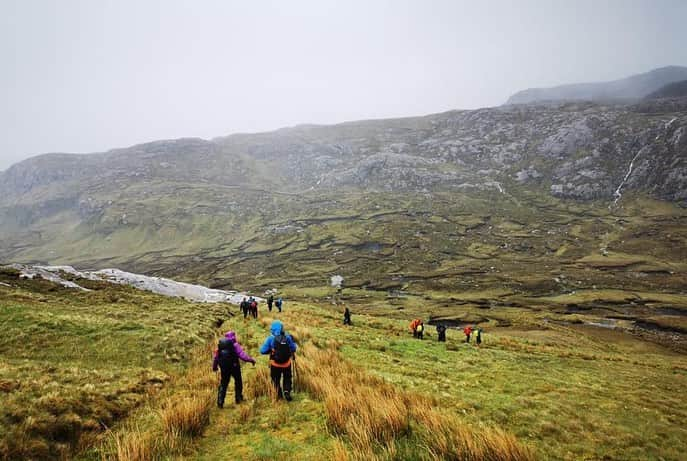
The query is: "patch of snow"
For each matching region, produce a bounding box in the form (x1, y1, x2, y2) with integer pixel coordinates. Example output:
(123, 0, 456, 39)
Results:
(11, 264, 91, 291)
(8, 264, 257, 304)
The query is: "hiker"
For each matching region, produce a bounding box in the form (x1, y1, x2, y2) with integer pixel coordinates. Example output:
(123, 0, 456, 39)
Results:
(436, 324, 447, 342)
(275, 297, 283, 313)
(212, 331, 256, 408)
(267, 294, 274, 312)
(343, 306, 352, 325)
(416, 321, 424, 340)
(463, 325, 472, 343)
(241, 297, 249, 319)
(259, 320, 298, 401)
(409, 318, 421, 337)
(250, 298, 258, 319)
(475, 327, 483, 346)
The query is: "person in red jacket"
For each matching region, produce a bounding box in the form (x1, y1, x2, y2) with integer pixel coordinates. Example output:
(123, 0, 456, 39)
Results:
(463, 325, 473, 343)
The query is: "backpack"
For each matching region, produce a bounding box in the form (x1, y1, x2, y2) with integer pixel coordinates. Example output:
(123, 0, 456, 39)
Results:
(251, 301, 257, 309)
(217, 338, 238, 368)
(417, 324, 424, 333)
(271, 334, 291, 364)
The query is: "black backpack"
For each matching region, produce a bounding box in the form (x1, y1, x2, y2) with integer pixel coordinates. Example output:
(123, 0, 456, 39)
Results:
(271, 334, 291, 364)
(217, 338, 238, 367)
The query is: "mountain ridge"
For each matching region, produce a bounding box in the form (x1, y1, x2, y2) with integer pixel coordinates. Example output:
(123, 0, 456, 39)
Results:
(506, 65, 687, 105)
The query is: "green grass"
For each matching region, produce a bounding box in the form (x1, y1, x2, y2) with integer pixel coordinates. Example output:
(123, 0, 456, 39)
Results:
(2, 270, 686, 460)
(0, 270, 227, 460)
(185, 302, 685, 461)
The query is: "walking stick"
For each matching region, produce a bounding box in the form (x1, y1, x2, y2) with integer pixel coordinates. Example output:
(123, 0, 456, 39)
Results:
(292, 355, 298, 394)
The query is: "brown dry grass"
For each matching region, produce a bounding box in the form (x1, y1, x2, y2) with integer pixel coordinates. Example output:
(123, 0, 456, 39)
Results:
(159, 394, 212, 438)
(295, 342, 534, 461)
(105, 427, 156, 461)
(98, 346, 215, 460)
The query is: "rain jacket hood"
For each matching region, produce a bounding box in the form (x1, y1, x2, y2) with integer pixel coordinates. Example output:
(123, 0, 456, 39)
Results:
(270, 320, 284, 336)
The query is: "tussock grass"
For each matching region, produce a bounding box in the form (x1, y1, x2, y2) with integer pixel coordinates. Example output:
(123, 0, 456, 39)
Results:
(296, 342, 533, 460)
(159, 394, 212, 438)
(96, 346, 215, 460)
(105, 426, 156, 461)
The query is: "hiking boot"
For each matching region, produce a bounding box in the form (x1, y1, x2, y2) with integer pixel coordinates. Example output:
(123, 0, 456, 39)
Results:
(284, 391, 292, 402)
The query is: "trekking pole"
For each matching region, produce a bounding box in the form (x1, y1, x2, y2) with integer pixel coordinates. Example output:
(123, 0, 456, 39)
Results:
(292, 355, 298, 394)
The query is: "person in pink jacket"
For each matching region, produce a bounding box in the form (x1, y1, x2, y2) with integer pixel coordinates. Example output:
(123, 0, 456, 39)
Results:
(212, 331, 255, 407)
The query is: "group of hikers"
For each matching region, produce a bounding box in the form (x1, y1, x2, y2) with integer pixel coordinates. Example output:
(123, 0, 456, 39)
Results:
(240, 295, 284, 319)
(410, 318, 483, 345)
(213, 319, 297, 407)
(214, 296, 483, 407)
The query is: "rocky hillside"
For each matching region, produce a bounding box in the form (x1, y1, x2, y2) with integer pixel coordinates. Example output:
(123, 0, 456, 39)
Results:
(0, 98, 686, 295)
(3, 100, 686, 204)
(506, 66, 687, 105)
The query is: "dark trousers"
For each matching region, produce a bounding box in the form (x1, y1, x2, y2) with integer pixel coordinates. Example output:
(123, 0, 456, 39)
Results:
(268, 302, 273, 312)
(270, 365, 292, 397)
(438, 332, 446, 342)
(218, 364, 243, 407)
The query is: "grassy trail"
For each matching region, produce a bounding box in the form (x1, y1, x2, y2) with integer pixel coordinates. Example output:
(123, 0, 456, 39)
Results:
(186, 301, 686, 461)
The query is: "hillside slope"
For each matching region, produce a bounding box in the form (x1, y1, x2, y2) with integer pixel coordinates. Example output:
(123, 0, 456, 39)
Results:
(0, 100, 685, 303)
(506, 66, 687, 104)
(646, 80, 687, 99)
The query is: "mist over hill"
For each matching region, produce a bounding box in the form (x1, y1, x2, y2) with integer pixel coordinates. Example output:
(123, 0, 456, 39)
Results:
(506, 66, 687, 105)
(647, 79, 687, 99)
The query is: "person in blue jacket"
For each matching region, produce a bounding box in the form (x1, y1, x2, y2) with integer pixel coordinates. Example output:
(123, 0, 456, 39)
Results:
(259, 320, 298, 401)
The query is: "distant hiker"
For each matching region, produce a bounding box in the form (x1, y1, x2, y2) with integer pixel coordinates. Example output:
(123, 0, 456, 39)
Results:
(343, 306, 352, 325)
(241, 297, 249, 319)
(436, 324, 447, 342)
(410, 319, 421, 338)
(267, 294, 274, 312)
(259, 320, 298, 401)
(275, 297, 283, 313)
(212, 331, 256, 408)
(416, 321, 424, 340)
(475, 327, 483, 346)
(463, 325, 472, 343)
(250, 298, 258, 319)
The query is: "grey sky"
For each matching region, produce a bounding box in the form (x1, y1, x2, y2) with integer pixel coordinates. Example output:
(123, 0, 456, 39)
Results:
(1, 0, 686, 171)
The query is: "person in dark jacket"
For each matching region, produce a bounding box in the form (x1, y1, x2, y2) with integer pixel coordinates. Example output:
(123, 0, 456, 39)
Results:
(267, 294, 274, 312)
(259, 320, 297, 401)
(275, 297, 283, 312)
(212, 331, 256, 407)
(241, 297, 249, 319)
(416, 321, 424, 340)
(436, 324, 447, 342)
(343, 307, 352, 325)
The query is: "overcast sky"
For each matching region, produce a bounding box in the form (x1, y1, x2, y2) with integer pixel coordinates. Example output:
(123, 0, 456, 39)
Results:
(1, 0, 686, 171)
